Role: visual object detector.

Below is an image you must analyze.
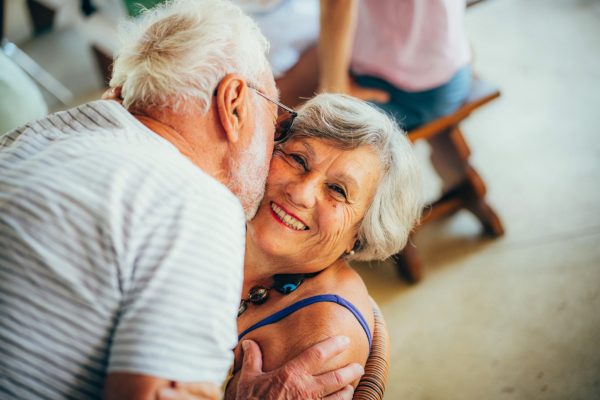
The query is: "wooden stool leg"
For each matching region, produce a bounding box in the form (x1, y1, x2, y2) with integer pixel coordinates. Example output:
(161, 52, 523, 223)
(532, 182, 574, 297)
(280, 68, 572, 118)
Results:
(429, 128, 468, 192)
(393, 241, 423, 283)
(449, 128, 505, 237)
(463, 166, 505, 237)
(399, 80, 502, 283)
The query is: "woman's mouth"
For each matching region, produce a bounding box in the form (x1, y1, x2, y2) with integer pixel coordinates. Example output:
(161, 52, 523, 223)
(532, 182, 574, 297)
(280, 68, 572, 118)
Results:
(270, 202, 309, 231)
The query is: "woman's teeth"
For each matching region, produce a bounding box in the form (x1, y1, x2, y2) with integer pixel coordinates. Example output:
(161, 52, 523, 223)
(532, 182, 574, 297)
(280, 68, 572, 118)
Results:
(271, 203, 308, 231)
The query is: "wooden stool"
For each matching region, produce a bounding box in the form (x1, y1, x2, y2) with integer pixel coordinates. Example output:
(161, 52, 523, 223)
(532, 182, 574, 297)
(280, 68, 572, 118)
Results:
(394, 77, 505, 283)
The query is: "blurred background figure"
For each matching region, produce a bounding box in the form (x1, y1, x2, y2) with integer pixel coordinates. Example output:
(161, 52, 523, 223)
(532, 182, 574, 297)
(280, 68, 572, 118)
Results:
(252, 0, 471, 129)
(325, 0, 471, 131)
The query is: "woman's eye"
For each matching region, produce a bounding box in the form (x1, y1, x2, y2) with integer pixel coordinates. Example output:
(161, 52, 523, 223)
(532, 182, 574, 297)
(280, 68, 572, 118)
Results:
(290, 154, 308, 171)
(328, 184, 347, 199)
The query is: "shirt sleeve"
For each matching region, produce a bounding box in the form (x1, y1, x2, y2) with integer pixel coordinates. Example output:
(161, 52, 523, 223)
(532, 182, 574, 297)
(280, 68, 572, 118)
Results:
(105, 160, 245, 384)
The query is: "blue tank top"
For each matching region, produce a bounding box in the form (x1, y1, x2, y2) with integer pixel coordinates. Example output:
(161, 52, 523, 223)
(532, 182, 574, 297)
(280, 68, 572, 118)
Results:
(238, 294, 372, 348)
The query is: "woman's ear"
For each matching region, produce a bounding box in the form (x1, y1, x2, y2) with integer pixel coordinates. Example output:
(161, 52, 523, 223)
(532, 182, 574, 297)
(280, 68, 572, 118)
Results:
(344, 240, 361, 257)
(215, 74, 249, 144)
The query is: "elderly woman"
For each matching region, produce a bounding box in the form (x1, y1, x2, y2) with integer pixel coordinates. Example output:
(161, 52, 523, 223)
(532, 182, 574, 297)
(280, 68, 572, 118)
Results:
(226, 93, 422, 398)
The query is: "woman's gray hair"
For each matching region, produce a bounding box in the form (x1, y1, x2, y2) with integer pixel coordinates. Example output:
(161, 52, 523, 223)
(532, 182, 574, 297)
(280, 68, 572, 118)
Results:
(110, 0, 270, 114)
(289, 94, 423, 261)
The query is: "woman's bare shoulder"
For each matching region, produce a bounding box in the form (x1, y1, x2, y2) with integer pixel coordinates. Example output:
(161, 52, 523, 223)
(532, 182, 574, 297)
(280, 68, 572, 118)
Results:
(257, 261, 374, 373)
(311, 259, 374, 326)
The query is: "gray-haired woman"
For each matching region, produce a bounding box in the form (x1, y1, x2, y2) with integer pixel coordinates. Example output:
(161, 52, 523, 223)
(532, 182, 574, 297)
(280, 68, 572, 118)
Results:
(227, 93, 422, 398)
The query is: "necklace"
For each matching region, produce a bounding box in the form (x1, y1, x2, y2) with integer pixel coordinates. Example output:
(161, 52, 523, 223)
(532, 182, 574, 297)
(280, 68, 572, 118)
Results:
(238, 272, 319, 317)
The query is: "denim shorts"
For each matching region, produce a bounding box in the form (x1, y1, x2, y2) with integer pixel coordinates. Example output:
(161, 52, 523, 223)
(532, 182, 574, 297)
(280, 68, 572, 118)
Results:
(353, 65, 472, 131)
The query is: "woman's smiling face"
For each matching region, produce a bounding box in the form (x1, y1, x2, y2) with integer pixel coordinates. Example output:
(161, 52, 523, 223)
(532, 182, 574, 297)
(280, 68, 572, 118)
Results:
(247, 137, 383, 271)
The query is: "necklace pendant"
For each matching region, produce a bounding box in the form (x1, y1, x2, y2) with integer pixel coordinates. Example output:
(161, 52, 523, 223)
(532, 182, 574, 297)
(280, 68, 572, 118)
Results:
(238, 300, 247, 317)
(272, 273, 306, 294)
(248, 286, 269, 304)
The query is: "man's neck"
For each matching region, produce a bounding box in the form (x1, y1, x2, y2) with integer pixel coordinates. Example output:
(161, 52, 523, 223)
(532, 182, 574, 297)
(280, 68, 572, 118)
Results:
(134, 114, 198, 159)
(132, 108, 227, 184)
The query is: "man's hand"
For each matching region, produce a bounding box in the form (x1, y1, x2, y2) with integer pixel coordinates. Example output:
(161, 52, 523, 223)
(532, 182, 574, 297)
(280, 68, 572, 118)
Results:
(235, 336, 364, 400)
(102, 86, 123, 102)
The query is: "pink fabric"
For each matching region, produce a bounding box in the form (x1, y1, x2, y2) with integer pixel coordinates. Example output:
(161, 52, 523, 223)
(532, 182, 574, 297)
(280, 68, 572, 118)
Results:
(351, 0, 471, 91)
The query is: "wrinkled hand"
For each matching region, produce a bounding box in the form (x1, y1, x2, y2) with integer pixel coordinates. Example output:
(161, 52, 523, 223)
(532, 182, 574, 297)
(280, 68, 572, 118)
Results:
(158, 382, 221, 400)
(235, 337, 363, 400)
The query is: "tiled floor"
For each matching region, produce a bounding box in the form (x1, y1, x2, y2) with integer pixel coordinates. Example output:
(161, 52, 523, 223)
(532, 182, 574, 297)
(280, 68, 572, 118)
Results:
(5, 0, 600, 399)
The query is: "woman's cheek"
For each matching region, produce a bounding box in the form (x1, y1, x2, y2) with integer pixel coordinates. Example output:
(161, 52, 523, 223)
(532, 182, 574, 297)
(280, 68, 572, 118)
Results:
(321, 202, 352, 231)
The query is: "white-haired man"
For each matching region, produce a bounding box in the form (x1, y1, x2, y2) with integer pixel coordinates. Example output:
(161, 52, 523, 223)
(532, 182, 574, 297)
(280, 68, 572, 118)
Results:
(0, 0, 362, 399)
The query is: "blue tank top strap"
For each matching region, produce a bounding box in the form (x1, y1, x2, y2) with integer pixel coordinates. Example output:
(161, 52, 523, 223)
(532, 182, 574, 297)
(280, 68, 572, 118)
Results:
(238, 294, 372, 348)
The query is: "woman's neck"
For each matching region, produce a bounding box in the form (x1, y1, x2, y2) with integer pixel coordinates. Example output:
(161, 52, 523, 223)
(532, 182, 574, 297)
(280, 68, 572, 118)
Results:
(242, 238, 346, 296)
(243, 241, 278, 294)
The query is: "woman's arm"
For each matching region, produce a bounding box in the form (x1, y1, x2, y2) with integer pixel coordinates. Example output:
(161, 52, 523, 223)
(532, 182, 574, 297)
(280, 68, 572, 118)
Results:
(318, 0, 390, 102)
(318, 0, 357, 93)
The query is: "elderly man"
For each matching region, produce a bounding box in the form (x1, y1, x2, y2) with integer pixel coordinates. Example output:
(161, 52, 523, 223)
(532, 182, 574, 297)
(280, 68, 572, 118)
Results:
(0, 0, 362, 399)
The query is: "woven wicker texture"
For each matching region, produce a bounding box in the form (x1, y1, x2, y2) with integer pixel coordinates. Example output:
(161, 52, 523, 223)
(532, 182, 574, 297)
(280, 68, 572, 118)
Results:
(353, 298, 390, 400)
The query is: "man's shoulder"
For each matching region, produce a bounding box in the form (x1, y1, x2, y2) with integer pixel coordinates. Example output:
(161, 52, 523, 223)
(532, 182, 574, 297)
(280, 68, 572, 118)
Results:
(84, 124, 244, 226)
(46, 99, 137, 138)
(1, 99, 153, 154)
(64, 99, 135, 131)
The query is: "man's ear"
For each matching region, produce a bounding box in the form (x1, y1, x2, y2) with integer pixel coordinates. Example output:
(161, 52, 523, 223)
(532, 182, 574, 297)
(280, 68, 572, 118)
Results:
(215, 74, 249, 144)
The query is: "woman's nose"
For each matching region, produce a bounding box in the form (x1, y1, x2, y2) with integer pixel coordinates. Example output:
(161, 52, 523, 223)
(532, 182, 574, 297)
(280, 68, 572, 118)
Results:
(285, 176, 317, 209)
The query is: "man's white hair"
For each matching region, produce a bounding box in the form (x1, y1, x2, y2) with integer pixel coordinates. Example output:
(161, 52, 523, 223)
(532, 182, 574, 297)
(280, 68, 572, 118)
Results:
(110, 0, 271, 114)
(287, 94, 423, 262)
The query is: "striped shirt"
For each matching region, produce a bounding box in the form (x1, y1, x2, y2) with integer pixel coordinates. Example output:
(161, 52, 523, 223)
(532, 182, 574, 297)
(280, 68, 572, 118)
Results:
(0, 100, 245, 399)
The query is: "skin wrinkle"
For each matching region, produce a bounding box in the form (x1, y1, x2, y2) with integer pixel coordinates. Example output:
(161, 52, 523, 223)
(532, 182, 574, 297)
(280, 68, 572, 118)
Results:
(292, 141, 373, 253)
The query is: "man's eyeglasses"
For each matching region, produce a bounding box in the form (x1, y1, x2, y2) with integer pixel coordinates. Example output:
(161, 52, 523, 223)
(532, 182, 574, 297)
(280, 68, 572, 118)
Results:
(249, 87, 297, 143)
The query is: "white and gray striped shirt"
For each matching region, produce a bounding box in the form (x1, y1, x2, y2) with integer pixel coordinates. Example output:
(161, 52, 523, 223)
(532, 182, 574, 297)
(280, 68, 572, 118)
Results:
(0, 100, 245, 399)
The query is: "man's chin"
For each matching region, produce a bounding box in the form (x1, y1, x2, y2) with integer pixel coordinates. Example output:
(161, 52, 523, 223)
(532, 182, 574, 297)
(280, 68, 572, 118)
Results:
(243, 191, 265, 221)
